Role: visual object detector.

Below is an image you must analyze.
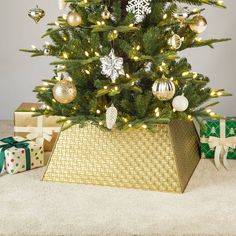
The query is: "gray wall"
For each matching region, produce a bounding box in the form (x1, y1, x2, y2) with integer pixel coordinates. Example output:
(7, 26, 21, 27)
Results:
(0, 0, 235, 120)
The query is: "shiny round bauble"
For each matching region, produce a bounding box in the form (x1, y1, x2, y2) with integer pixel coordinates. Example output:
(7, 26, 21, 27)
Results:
(174, 7, 188, 20)
(43, 47, 51, 56)
(190, 15, 207, 33)
(168, 34, 182, 50)
(67, 12, 82, 27)
(172, 95, 189, 111)
(52, 80, 77, 104)
(152, 77, 176, 101)
(28, 6, 45, 23)
(101, 7, 111, 20)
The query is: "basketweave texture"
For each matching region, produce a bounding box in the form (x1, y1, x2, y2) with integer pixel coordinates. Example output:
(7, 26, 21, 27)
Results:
(43, 120, 200, 193)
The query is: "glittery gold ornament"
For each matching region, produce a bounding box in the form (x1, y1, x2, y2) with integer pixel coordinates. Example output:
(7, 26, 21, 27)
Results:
(168, 34, 182, 49)
(28, 5, 45, 23)
(53, 80, 77, 104)
(152, 76, 176, 101)
(190, 15, 207, 33)
(101, 6, 111, 20)
(67, 12, 82, 27)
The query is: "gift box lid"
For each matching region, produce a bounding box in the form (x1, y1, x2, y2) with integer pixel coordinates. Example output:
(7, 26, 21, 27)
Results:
(15, 103, 43, 113)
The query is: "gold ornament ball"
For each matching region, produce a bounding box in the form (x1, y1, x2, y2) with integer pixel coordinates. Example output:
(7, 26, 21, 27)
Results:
(53, 80, 77, 104)
(67, 12, 82, 27)
(152, 76, 176, 101)
(190, 15, 207, 33)
(101, 7, 111, 20)
(168, 34, 182, 50)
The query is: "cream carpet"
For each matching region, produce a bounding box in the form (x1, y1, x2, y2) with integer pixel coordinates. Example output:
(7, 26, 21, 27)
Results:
(1, 120, 236, 236)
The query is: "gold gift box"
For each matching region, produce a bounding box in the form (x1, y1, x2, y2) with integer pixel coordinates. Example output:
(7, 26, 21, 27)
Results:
(43, 120, 200, 193)
(14, 103, 61, 152)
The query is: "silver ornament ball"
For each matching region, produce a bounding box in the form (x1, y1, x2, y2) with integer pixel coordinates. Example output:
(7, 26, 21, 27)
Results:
(174, 7, 188, 20)
(67, 12, 82, 27)
(172, 95, 189, 111)
(152, 76, 176, 101)
(190, 15, 207, 33)
(101, 7, 111, 20)
(43, 48, 51, 55)
(53, 80, 77, 104)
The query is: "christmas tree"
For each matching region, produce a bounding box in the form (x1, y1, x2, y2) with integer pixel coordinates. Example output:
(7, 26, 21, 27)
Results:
(22, 0, 231, 131)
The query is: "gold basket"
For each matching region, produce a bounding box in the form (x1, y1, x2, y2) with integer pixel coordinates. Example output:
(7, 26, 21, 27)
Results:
(43, 120, 200, 193)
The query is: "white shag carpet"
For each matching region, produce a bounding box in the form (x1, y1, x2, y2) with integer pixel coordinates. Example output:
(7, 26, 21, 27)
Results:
(0, 121, 236, 236)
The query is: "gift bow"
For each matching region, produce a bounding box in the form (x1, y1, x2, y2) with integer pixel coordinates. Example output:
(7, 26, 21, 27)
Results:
(0, 137, 31, 174)
(26, 127, 53, 145)
(208, 136, 236, 169)
(201, 119, 236, 169)
(14, 115, 61, 146)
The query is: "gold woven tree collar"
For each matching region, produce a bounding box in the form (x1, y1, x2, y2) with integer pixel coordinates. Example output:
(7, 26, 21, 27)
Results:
(43, 120, 200, 193)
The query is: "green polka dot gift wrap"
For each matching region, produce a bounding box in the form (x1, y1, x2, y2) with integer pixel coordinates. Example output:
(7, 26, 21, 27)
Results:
(0, 137, 44, 175)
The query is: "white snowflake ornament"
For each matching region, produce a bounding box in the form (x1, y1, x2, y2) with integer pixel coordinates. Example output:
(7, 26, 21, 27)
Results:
(126, 0, 152, 23)
(100, 49, 125, 83)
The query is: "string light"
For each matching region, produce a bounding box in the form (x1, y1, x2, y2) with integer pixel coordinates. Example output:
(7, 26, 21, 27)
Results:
(114, 86, 119, 91)
(62, 14, 67, 20)
(217, 0, 224, 6)
(182, 71, 189, 76)
(163, 14, 167, 20)
(31, 107, 36, 111)
(85, 51, 89, 57)
(210, 112, 216, 117)
(136, 45, 141, 51)
(126, 74, 130, 79)
(96, 109, 101, 114)
(62, 52, 69, 59)
(128, 124, 132, 128)
(55, 21, 60, 26)
(31, 45, 37, 50)
(142, 124, 147, 129)
(155, 108, 160, 117)
(85, 70, 90, 75)
(193, 72, 198, 79)
(217, 92, 223, 96)
(66, 120, 72, 124)
(99, 121, 103, 125)
(122, 117, 128, 123)
(188, 115, 193, 121)
(210, 91, 216, 96)
(104, 86, 108, 89)
(129, 24, 134, 27)
(95, 52, 100, 57)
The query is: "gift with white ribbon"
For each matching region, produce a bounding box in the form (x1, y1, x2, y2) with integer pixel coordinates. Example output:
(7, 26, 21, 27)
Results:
(201, 119, 236, 169)
(14, 115, 61, 148)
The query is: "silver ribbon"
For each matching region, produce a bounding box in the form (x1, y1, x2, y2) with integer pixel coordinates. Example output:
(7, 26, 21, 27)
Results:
(201, 119, 236, 169)
(14, 116, 61, 146)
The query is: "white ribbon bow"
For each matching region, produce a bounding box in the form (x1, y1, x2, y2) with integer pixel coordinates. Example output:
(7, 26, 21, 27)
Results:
(14, 115, 61, 146)
(201, 119, 236, 169)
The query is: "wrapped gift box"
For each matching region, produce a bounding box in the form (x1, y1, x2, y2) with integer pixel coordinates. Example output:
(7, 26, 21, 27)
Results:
(14, 103, 61, 152)
(200, 118, 236, 168)
(0, 137, 44, 175)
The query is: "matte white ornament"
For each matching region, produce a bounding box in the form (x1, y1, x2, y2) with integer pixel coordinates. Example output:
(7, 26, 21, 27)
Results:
(106, 104, 118, 129)
(172, 95, 189, 112)
(126, 0, 152, 23)
(58, 0, 67, 10)
(100, 49, 125, 83)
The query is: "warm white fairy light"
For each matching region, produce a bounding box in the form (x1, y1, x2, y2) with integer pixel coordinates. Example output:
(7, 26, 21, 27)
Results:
(217, 0, 224, 6)
(55, 21, 60, 26)
(95, 52, 100, 57)
(85, 51, 89, 57)
(104, 86, 108, 89)
(43, 82, 49, 86)
(122, 117, 128, 123)
(126, 74, 130, 79)
(114, 86, 119, 91)
(31, 45, 37, 50)
(217, 92, 223, 96)
(99, 121, 103, 125)
(142, 124, 147, 129)
(136, 45, 141, 51)
(63, 52, 69, 59)
(128, 124, 132, 128)
(210, 112, 216, 116)
(163, 14, 167, 20)
(96, 109, 101, 114)
(129, 24, 134, 27)
(206, 109, 212, 113)
(66, 120, 72, 124)
(85, 70, 90, 75)
(62, 14, 67, 20)
(188, 115, 192, 120)
(195, 37, 202, 42)
(31, 107, 36, 111)
(193, 72, 198, 79)
(182, 71, 189, 76)
(210, 91, 216, 96)
(52, 99, 57, 103)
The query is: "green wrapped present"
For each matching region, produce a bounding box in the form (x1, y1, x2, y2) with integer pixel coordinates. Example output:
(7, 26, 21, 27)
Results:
(200, 118, 236, 169)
